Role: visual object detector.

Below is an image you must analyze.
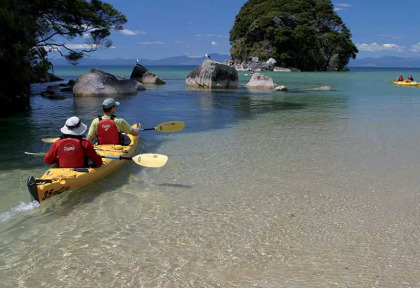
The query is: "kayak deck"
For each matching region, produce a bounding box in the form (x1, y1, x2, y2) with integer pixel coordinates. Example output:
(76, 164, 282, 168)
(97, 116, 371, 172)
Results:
(28, 124, 140, 203)
(391, 81, 420, 87)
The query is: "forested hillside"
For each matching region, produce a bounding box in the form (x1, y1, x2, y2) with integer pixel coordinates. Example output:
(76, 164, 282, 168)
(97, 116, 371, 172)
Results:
(229, 0, 358, 71)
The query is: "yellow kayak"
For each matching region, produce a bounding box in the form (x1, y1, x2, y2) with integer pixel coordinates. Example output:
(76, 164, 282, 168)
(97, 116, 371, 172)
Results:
(27, 123, 140, 203)
(391, 80, 420, 87)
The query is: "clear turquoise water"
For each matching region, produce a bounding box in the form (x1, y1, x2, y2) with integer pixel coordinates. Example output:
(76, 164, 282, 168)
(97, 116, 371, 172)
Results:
(0, 66, 419, 287)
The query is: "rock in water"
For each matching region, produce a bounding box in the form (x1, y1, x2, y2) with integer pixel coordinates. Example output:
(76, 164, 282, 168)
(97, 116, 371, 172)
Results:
(73, 68, 145, 96)
(130, 64, 166, 84)
(245, 73, 277, 89)
(186, 59, 238, 89)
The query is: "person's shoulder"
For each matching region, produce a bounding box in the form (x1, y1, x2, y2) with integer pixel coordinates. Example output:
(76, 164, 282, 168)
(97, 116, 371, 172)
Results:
(115, 117, 130, 123)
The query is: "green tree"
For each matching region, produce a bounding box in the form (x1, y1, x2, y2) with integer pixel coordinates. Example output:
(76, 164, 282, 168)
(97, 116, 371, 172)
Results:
(0, 0, 127, 116)
(229, 0, 358, 71)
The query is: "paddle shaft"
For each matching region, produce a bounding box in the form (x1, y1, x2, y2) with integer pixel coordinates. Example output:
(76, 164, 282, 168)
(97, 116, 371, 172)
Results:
(102, 155, 131, 160)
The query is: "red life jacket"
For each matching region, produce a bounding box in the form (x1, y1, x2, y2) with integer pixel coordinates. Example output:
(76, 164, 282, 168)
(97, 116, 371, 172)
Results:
(57, 138, 85, 168)
(97, 116, 120, 144)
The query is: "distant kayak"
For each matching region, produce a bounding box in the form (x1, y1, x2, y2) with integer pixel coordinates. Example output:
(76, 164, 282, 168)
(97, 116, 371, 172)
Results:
(390, 80, 420, 87)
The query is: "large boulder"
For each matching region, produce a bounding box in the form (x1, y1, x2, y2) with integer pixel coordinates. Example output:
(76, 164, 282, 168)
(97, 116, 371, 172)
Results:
(186, 59, 238, 89)
(245, 73, 277, 89)
(73, 68, 145, 96)
(130, 64, 166, 84)
(260, 58, 277, 71)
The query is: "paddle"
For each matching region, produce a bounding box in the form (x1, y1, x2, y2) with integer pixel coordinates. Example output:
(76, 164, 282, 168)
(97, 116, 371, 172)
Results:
(41, 121, 185, 143)
(103, 153, 168, 168)
(25, 152, 47, 156)
(25, 152, 168, 168)
(141, 121, 185, 133)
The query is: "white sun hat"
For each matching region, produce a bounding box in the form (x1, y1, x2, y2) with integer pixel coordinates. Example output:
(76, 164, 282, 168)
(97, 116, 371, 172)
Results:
(60, 116, 87, 136)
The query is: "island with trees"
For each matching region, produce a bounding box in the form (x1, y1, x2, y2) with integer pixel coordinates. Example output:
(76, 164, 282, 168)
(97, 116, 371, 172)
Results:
(229, 0, 358, 71)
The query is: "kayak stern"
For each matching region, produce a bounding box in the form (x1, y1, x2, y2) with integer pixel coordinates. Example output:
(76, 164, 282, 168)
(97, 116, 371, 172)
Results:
(27, 176, 39, 202)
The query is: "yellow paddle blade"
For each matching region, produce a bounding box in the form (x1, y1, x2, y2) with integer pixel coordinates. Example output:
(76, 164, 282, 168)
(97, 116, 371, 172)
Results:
(25, 152, 47, 156)
(155, 121, 185, 133)
(132, 153, 168, 168)
(41, 137, 59, 143)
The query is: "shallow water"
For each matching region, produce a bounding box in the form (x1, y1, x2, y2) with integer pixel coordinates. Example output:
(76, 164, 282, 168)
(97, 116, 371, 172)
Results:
(1, 66, 419, 287)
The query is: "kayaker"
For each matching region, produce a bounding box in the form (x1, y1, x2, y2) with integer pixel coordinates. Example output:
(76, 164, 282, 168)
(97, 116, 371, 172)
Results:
(396, 74, 404, 81)
(44, 116, 103, 168)
(408, 75, 414, 81)
(86, 98, 140, 144)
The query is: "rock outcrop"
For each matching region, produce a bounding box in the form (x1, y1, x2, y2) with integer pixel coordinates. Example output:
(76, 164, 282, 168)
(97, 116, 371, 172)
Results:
(73, 68, 145, 96)
(186, 59, 238, 89)
(130, 64, 165, 84)
(245, 73, 277, 89)
(224, 58, 300, 72)
(245, 73, 288, 91)
(41, 80, 75, 99)
(34, 73, 64, 83)
(274, 85, 289, 92)
(310, 85, 333, 91)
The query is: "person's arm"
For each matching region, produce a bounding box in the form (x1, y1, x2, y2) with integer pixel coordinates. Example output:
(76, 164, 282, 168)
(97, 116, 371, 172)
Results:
(83, 141, 103, 167)
(44, 140, 59, 164)
(129, 127, 140, 136)
(120, 119, 140, 136)
(86, 119, 98, 143)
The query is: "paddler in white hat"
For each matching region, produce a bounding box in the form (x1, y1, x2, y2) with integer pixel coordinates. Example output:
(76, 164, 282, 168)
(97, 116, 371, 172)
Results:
(44, 116, 103, 168)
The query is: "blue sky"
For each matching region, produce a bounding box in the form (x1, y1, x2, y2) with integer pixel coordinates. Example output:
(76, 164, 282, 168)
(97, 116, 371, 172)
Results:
(67, 0, 420, 60)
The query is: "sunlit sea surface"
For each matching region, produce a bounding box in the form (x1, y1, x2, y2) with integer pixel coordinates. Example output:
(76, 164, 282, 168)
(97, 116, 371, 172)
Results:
(1, 66, 419, 287)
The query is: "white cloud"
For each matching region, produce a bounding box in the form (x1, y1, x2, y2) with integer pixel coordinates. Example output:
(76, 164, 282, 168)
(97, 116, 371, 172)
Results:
(65, 44, 97, 49)
(195, 34, 202, 37)
(336, 3, 351, 7)
(48, 43, 115, 51)
(211, 41, 218, 46)
(119, 29, 145, 36)
(137, 41, 165, 45)
(334, 3, 351, 11)
(356, 42, 403, 52)
(382, 43, 403, 51)
(409, 43, 420, 53)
